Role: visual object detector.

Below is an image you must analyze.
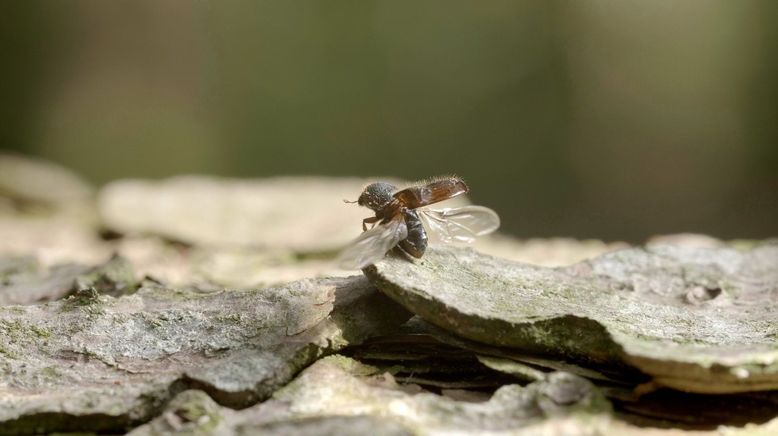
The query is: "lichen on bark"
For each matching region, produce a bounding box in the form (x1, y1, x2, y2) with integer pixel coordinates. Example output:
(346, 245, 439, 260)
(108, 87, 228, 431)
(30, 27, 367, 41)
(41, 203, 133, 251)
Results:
(365, 243, 778, 393)
(0, 276, 411, 434)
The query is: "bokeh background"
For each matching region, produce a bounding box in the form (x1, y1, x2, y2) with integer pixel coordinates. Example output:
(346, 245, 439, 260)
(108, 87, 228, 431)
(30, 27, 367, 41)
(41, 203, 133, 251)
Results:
(2, 1, 776, 242)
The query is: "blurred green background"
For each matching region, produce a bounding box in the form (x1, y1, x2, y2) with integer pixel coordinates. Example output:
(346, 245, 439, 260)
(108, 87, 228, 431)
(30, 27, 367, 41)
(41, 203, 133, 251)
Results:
(1, 1, 776, 241)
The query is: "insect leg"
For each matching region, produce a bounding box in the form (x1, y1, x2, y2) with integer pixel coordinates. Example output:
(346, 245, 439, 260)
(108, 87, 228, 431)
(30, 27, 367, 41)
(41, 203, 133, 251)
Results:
(362, 216, 380, 232)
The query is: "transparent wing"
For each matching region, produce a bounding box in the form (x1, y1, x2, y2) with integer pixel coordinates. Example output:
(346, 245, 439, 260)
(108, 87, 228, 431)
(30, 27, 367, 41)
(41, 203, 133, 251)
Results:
(337, 217, 408, 270)
(419, 205, 500, 244)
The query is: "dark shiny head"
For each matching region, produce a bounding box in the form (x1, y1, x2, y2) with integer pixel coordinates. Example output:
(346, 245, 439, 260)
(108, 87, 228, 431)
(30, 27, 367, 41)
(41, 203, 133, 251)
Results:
(357, 182, 397, 211)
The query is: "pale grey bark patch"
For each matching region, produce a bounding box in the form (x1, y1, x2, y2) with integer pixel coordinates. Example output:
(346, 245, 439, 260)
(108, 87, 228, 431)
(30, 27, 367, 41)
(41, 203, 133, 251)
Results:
(365, 243, 778, 394)
(0, 277, 411, 434)
(128, 355, 611, 435)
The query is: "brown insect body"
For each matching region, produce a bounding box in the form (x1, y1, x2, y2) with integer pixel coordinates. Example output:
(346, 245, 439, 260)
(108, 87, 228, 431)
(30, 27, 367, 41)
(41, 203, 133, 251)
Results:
(399, 208, 427, 258)
(357, 177, 470, 258)
(339, 176, 498, 270)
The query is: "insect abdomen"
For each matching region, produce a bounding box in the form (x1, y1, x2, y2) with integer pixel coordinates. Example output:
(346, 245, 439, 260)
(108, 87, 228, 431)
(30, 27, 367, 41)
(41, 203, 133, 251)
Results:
(399, 209, 427, 258)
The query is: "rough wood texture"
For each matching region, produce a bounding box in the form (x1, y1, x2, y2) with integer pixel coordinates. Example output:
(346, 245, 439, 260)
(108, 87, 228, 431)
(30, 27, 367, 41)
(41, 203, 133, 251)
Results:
(0, 277, 411, 434)
(366, 244, 778, 393)
(128, 355, 612, 435)
(3, 154, 778, 434)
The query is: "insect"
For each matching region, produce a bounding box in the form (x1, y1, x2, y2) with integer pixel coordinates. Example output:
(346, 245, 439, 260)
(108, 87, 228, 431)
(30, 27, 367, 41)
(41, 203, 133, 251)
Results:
(338, 176, 500, 269)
